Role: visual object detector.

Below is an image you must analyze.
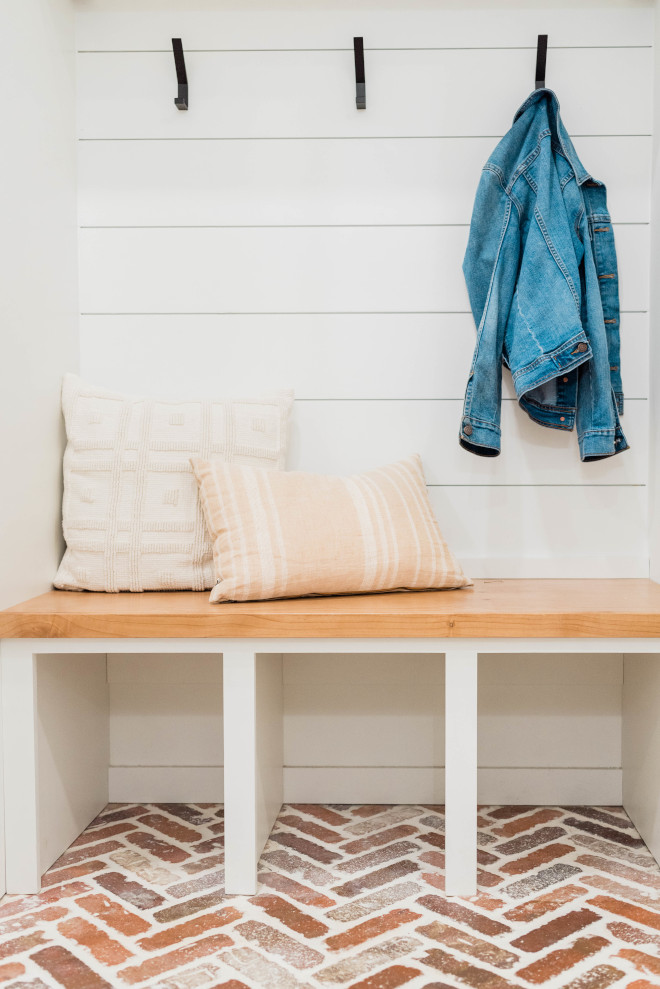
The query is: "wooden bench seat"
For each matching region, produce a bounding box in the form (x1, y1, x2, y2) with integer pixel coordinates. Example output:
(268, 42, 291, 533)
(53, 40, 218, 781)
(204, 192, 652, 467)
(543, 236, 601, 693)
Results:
(1, 578, 659, 901)
(2, 578, 660, 638)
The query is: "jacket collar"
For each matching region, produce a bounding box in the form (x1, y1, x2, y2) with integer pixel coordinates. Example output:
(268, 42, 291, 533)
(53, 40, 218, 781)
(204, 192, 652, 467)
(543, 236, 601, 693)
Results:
(513, 88, 596, 187)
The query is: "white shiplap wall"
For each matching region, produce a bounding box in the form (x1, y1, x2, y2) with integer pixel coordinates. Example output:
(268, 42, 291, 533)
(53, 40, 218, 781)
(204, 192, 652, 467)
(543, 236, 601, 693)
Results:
(75, 1, 652, 803)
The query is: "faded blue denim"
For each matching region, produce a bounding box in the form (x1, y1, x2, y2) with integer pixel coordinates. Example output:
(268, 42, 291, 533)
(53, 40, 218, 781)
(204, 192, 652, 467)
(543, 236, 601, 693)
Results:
(460, 89, 627, 461)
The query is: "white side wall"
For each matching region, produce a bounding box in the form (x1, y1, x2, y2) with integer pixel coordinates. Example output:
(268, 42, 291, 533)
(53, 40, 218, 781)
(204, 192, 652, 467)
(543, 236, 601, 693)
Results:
(0, 0, 79, 609)
(75, 0, 651, 804)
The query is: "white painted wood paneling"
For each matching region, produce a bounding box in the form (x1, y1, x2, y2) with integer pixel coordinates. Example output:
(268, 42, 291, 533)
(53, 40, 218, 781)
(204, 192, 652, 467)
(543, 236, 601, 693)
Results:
(78, 136, 651, 227)
(78, 312, 650, 402)
(75, 5, 653, 53)
(623, 654, 660, 862)
(77, 2, 649, 805)
(77, 47, 653, 140)
(78, 224, 649, 314)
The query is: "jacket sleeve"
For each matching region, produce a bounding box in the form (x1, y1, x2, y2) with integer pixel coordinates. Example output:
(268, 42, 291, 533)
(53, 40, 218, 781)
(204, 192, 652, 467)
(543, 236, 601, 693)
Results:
(460, 166, 520, 456)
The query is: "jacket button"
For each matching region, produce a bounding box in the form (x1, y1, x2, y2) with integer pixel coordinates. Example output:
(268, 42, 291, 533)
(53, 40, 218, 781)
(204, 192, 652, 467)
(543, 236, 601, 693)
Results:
(576, 342, 588, 353)
(463, 423, 473, 436)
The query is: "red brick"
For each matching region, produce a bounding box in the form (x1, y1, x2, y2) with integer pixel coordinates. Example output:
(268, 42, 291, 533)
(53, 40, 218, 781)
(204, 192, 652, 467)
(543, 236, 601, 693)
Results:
(77, 893, 150, 936)
(326, 909, 421, 951)
(347, 965, 422, 988)
(496, 827, 567, 856)
(154, 891, 227, 923)
(342, 825, 418, 855)
(516, 935, 609, 984)
(257, 870, 336, 907)
(563, 817, 645, 848)
(418, 920, 518, 968)
(576, 854, 660, 891)
(52, 840, 125, 869)
(493, 808, 563, 838)
(511, 909, 600, 953)
(422, 947, 516, 989)
(119, 934, 233, 984)
(0, 931, 49, 959)
(270, 831, 342, 864)
(616, 948, 660, 976)
(332, 860, 420, 897)
(0, 905, 67, 937)
(237, 920, 324, 969)
(289, 804, 350, 826)
(504, 885, 587, 922)
(0, 963, 25, 983)
(250, 894, 329, 937)
(138, 813, 202, 843)
(33, 945, 114, 988)
(57, 916, 133, 965)
(279, 814, 343, 843)
(588, 895, 660, 933)
(71, 822, 137, 846)
(95, 871, 165, 909)
(416, 895, 511, 937)
(127, 830, 191, 863)
(500, 842, 574, 876)
(562, 965, 625, 988)
(138, 906, 241, 950)
(41, 860, 107, 887)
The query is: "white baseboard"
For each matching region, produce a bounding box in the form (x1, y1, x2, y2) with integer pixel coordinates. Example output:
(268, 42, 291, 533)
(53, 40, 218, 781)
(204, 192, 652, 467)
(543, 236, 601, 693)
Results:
(109, 765, 622, 806)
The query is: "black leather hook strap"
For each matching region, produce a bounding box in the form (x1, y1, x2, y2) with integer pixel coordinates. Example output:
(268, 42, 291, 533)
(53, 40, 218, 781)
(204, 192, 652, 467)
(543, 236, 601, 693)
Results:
(535, 34, 548, 90)
(354, 37, 366, 110)
(172, 38, 188, 110)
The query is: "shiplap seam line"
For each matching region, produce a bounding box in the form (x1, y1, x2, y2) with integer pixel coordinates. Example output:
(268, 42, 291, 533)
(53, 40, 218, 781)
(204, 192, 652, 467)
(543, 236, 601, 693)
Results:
(79, 222, 649, 229)
(77, 45, 653, 54)
(79, 309, 649, 316)
(78, 134, 653, 142)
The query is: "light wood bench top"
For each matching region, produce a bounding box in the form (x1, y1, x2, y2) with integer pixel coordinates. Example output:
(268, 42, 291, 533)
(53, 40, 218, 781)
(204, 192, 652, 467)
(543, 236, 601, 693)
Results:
(0, 580, 659, 638)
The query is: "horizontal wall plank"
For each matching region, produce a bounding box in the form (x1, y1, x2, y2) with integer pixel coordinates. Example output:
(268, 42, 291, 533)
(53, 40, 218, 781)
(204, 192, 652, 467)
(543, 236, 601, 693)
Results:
(109, 766, 224, 803)
(78, 312, 650, 401)
(77, 47, 652, 140)
(78, 225, 649, 314)
(290, 400, 648, 485)
(78, 136, 651, 227)
(108, 653, 221, 683)
(76, 6, 653, 52)
(282, 767, 622, 804)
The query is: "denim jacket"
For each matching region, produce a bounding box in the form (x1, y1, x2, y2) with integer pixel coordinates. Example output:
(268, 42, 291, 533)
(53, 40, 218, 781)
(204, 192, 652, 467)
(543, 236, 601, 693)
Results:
(460, 89, 627, 461)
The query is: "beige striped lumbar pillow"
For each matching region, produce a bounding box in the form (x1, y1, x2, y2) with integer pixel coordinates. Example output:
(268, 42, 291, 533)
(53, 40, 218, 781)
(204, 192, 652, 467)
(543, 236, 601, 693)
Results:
(192, 454, 471, 603)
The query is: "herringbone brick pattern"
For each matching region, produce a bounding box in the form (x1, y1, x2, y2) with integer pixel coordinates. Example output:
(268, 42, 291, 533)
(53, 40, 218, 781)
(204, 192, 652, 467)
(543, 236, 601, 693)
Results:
(0, 804, 658, 988)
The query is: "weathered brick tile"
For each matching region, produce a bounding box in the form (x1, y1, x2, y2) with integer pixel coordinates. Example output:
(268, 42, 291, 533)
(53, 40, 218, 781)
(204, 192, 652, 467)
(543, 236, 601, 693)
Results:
(165, 868, 224, 899)
(289, 805, 351, 826)
(138, 813, 202, 844)
(510, 908, 600, 953)
(516, 934, 609, 984)
(279, 815, 344, 844)
(316, 937, 421, 984)
(223, 946, 307, 988)
(477, 848, 500, 865)
(257, 871, 336, 907)
(0, 882, 91, 920)
(52, 841, 125, 870)
(342, 826, 418, 856)
(561, 965, 625, 988)
(326, 908, 421, 951)
(616, 948, 660, 976)
(465, 892, 507, 912)
(236, 920, 324, 969)
(419, 850, 444, 869)
(606, 921, 660, 948)
(492, 809, 563, 838)
(576, 854, 660, 890)
(191, 837, 224, 854)
(118, 933, 233, 985)
(209, 982, 251, 989)
(153, 891, 226, 923)
(95, 871, 165, 910)
(41, 860, 107, 887)
(92, 806, 149, 826)
(627, 982, 658, 989)
(57, 917, 133, 965)
(71, 823, 138, 846)
(417, 920, 518, 968)
(500, 843, 575, 876)
(417, 831, 445, 850)
(421, 947, 517, 988)
(344, 809, 418, 836)
(571, 834, 657, 868)
(332, 860, 420, 898)
(503, 863, 583, 899)
(346, 964, 421, 989)
(269, 832, 343, 865)
(0, 962, 26, 983)
(337, 841, 419, 875)
(326, 882, 421, 923)
(0, 906, 67, 937)
(563, 807, 634, 830)
(351, 805, 390, 818)
(181, 852, 224, 875)
(504, 884, 588, 922)
(110, 849, 177, 886)
(126, 831, 191, 863)
(261, 849, 337, 886)
(495, 827, 568, 856)
(588, 895, 660, 933)
(0, 932, 50, 959)
(32, 945, 114, 988)
(77, 893, 150, 936)
(563, 817, 645, 848)
(250, 894, 329, 937)
(487, 806, 536, 821)
(416, 895, 511, 937)
(155, 803, 214, 826)
(137, 906, 241, 950)
(580, 873, 660, 909)
(419, 871, 446, 892)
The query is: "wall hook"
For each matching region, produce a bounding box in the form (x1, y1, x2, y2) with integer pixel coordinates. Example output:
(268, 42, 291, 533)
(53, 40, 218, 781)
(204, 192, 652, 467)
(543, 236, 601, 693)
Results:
(354, 37, 366, 110)
(535, 34, 548, 90)
(172, 38, 188, 110)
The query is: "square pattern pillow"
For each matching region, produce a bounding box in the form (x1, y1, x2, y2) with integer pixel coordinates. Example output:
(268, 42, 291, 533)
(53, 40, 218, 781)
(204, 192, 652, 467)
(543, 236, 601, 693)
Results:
(192, 454, 471, 602)
(55, 374, 293, 592)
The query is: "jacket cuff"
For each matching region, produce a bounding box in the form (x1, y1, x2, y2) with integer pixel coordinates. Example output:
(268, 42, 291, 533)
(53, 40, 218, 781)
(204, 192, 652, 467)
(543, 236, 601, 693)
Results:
(459, 417, 501, 457)
(579, 425, 629, 462)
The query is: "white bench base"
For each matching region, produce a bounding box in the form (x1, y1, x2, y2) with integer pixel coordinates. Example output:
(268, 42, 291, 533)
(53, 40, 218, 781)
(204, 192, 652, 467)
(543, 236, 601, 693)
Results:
(2, 636, 659, 897)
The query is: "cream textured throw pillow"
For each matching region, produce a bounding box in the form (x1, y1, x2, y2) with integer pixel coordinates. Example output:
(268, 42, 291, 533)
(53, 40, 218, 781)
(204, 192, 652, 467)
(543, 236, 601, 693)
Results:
(55, 374, 293, 592)
(192, 454, 471, 602)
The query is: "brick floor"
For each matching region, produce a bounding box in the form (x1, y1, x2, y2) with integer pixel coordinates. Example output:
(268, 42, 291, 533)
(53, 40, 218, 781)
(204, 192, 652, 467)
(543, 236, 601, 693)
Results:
(0, 804, 658, 987)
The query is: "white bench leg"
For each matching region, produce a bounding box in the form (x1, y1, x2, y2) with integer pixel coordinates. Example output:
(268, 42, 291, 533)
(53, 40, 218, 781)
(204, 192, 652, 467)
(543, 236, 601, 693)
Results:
(223, 651, 283, 895)
(1, 641, 40, 893)
(445, 649, 478, 896)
